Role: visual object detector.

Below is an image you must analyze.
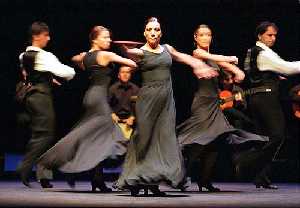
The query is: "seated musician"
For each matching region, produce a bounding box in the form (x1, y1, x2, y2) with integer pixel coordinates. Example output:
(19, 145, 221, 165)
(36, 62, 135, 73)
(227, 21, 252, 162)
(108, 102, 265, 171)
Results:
(109, 66, 139, 140)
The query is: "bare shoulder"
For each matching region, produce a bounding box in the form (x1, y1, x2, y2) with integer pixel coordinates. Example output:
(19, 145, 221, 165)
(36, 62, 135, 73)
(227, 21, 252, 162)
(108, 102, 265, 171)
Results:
(164, 44, 174, 52)
(193, 48, 209, 58)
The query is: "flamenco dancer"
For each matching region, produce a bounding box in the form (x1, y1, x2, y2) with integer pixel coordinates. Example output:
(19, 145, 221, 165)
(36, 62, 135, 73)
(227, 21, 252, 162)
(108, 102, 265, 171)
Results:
(177, 24, 268, 192)
(38, 25, 137, 192)
(116, 17, 218, 196)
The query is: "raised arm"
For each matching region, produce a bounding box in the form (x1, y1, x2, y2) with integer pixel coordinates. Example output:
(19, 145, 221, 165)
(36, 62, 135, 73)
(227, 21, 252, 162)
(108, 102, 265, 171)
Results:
(192, 48, 243, 82)
(165, 44, 218, 79)
(217, 61, 245, 83)
(258, 51, 300, 75)
(193, 48, 238, 64)
(118, 44, 143, 62)
(38, 52, 75, 81)
(100, 51, 137, 69)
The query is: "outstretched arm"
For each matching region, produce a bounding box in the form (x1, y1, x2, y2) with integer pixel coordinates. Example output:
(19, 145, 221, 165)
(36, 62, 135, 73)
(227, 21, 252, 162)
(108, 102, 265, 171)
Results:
(117, 44, 143, 63)
(101, 51, 137, 68)
(192, 48, 243, 82)
(193, 48, 238, 64)
(165, 44, 218, 79)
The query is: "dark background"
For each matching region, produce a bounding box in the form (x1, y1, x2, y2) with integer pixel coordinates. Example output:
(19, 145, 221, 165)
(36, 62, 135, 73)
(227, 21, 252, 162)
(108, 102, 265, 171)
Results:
(0, 0, 299, 181)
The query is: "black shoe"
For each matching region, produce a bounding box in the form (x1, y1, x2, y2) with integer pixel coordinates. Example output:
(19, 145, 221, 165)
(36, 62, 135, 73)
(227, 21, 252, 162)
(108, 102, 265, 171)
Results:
(254, 177, 278, 189)
(66, 176, 76, 188)
(17, 167, 31, 187)
(197, 182, 220, 192)
(255, 183, 278, 189)
(40, 179, 53, 188)
(143, 188, 149, 196)
(148, 185, 167, 197)
(91, 179, 112, 193)
(177, 177, 191, 192)
(128, 185, 141, 196)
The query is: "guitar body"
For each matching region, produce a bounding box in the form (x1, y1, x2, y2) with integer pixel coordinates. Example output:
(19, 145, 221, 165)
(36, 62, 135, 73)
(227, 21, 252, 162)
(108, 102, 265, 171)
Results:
(219, 90, 234, 110)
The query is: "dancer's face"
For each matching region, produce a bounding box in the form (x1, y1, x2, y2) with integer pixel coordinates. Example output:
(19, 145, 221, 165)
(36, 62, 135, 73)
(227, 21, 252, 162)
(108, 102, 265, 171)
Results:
(194, 27, 212, 50)
(258, 26, 277, 48)
(32, 31, 50, 48)
(93, 30, 112, 50)
(144, 21, 162, 48)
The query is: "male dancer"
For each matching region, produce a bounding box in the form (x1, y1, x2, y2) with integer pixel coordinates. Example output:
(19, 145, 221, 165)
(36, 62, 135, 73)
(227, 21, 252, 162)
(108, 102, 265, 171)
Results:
(17, 21, 75, 188)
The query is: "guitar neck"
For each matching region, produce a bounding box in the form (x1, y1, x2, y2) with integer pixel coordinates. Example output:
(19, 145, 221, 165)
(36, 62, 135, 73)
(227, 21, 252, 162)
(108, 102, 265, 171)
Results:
(221, 87, 271, 103)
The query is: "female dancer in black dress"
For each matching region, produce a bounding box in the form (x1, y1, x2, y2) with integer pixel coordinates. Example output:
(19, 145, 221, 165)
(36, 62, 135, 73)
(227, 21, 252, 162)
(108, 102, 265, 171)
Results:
(177, 24, 268, 192)
(38, 26, 137, 192)
(116, 18, 218, 196)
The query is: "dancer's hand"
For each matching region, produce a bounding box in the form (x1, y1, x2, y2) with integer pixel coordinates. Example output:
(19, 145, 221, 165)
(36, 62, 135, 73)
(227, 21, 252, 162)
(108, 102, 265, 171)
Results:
(71, 52, 86, 70)
(193, 66, 219, 79)
(233, 70, 245, 83)
(229, 56, 238, 64)
(52, 78, 62, 86)
(111, 113, 120, 123)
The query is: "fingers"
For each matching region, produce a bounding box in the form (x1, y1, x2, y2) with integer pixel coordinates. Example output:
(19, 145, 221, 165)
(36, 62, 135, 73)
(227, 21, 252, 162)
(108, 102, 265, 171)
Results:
(52, 78, 62, 86)
(195, 70, 219, 79)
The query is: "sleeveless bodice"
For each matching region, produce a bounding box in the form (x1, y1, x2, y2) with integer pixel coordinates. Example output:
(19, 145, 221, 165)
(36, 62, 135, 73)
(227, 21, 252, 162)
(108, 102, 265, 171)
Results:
(139, 45, 172, 82)
(83, 51, 112, 86)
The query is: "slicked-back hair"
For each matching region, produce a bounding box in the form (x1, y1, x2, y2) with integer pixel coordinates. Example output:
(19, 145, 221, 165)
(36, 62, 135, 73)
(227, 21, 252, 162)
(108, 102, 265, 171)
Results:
(255, 21, 278, 40)
(89, 25, 110, 45)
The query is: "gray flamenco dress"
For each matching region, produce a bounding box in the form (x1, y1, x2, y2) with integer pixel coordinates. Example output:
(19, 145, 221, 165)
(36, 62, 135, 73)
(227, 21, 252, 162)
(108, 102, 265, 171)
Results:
(117, 45, 185, 188)
(177, 60, 268, 183)
(38, 51, 126, 173)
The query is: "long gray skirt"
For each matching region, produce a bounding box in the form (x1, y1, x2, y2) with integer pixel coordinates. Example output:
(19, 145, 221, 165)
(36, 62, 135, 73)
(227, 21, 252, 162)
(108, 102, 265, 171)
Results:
(117, 79, 185, 188)
(38, 84, 126, 173)
(177, 91, 268, 146)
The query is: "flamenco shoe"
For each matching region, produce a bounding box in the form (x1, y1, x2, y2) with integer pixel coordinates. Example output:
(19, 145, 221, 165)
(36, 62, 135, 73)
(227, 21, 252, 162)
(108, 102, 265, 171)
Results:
(197, 182, 220, 192)
(128, 185, 141, 196)
(66, 175, 76, 188)
(66, 178, 76, 188)
(91, 180, 112, 193)
(178, 177, 191, 192)
(255, 182, 278, 189)
(17, 167, 31, 188)
(254, 178, 278, 189)
(40, 179, 53, 188)
(20, 173, 31, 187)
(148, 185, 167, 197)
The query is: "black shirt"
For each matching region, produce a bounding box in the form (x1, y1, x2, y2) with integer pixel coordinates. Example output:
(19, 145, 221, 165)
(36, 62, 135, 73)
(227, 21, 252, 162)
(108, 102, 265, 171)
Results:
(109, 81, 139, 119)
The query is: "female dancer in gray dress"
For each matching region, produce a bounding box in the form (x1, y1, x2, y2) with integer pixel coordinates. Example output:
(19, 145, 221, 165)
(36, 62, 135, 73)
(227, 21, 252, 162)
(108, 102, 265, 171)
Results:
(116, 18, 218, 196)
(38, 26, 137, 192)
(177, 24, 268, 192)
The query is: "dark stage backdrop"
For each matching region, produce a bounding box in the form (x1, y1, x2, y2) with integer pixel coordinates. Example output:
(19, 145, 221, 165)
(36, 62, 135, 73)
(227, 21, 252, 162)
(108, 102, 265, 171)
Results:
(0, 0, 299, 181)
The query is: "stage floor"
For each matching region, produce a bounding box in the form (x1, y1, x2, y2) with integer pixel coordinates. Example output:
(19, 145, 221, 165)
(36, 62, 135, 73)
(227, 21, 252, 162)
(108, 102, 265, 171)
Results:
(0, 181, 299, 208)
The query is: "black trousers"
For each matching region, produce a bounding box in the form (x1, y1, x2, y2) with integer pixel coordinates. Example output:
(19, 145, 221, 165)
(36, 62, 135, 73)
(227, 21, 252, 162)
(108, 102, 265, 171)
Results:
(17, 91, 56, 180)
(184, 141, 219, 185)
(248, 91, 286, 181)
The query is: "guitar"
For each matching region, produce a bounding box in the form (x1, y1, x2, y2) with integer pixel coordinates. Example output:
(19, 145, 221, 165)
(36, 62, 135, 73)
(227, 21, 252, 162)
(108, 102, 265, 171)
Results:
(219, 87, 272, 110)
